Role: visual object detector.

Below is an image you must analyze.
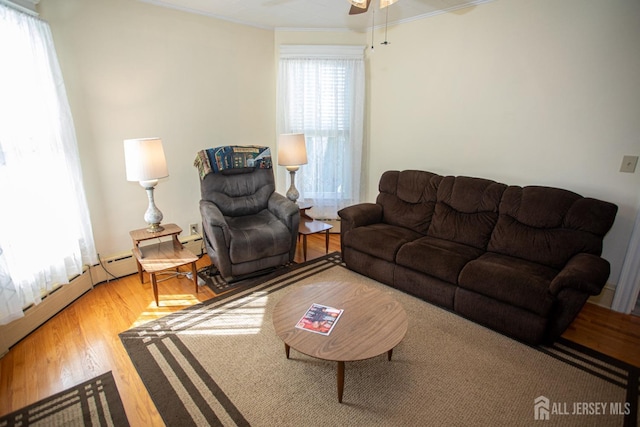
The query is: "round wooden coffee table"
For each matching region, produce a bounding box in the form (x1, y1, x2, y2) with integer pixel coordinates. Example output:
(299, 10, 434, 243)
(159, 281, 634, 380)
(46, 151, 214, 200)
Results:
(272, 281, 408, 403)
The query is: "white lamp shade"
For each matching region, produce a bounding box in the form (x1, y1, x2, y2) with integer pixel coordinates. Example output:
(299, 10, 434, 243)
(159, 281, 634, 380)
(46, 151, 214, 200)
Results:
(380, 0, 398, 8)
(124, 137, 169, 182)
(277, 133, 308, 166)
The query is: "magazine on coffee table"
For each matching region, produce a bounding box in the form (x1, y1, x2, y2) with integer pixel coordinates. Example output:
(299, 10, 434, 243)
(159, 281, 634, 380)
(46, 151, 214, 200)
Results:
(295, 303, 344, 336)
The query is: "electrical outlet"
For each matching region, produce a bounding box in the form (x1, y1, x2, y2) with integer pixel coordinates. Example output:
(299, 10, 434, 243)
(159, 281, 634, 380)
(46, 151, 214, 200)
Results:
(620, 155, 638, 173)
(189, 223, 199, 235)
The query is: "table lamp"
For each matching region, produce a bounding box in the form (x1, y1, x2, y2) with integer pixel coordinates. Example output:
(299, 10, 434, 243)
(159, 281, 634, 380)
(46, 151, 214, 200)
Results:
(278, 133, 308, 204)
(124, 137, 169, 232)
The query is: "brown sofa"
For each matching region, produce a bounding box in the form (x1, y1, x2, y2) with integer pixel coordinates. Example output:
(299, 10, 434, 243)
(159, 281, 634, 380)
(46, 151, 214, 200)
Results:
(338, 170, 618, 344)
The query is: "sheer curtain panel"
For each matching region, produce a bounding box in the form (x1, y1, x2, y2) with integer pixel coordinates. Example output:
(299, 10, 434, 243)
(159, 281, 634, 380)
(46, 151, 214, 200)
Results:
(0, 4, 97, 325)
(277, 45, 365, 219)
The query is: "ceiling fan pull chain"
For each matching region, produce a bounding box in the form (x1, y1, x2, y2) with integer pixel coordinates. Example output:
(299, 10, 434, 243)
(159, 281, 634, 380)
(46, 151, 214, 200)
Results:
(381, 5, 390, 45)
(371, 7, 375, 50)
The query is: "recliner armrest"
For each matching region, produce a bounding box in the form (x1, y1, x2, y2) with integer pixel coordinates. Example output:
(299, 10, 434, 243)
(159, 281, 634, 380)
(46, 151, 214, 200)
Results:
(268, 192, 299, 230)
(338, 203, 383, 229)
(268, 192, 300, 262)
(549, 253, 610, 296)
(200, 200, 231, 245)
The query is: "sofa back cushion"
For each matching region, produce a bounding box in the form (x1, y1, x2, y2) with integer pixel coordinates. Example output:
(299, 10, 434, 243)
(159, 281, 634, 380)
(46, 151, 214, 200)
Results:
(428, 176, 507, 250)
(376, 170, 442, 234)
(488, 186, 618, 269)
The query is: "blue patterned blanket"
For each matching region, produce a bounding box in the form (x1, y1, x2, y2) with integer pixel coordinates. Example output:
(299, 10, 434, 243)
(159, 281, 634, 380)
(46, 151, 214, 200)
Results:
(194, 146, 272, 180)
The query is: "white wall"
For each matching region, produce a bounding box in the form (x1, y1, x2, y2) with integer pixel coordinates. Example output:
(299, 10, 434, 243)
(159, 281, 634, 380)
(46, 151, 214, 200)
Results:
(39, 0, 276, 257)
(365, 0, 640, 284)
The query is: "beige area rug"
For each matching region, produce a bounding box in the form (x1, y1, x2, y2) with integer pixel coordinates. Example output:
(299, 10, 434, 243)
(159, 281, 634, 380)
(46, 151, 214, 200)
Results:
(0, 371, 129, 426)
(120, 253, 638, 427)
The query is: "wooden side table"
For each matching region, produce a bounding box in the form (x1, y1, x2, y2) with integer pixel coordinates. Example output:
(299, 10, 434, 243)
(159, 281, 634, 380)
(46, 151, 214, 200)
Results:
(130, 223, 199, 306)
(298, 203, 333, 261)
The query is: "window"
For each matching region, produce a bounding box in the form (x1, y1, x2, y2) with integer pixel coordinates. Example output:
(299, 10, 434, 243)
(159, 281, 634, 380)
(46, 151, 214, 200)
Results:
(0, 3, 97, 324)
(277, 45, 365, 219)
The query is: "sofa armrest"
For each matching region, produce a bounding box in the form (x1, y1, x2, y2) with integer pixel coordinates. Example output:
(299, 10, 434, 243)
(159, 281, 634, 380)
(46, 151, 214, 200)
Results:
(549, 253, 610, 296)
(338, 203, 383, 255)
(200, 200, 230, 246)
(338, 203, 383, 229)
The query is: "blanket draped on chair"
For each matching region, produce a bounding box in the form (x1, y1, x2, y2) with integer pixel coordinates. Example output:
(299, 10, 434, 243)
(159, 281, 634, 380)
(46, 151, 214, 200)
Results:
(194, 146, 272, 180)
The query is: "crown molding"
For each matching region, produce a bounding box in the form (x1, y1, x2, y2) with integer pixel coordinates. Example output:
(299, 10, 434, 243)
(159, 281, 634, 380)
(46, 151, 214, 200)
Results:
(139, 0, 495, 33)
(274, 0, 496, 32)
(138, 0, 275, 31)
(387, 0, 494, 28)
(0, 0, 38, 15)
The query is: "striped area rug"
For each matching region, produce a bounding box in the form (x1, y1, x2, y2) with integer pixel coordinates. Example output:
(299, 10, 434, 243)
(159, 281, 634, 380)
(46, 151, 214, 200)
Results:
(0, 371, 129, 426)
(120, 253, 638, 426)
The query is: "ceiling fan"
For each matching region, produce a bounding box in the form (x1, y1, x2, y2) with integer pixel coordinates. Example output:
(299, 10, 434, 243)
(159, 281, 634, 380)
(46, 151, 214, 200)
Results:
(349, 0, 399, 46)
(348, 0, 399, 15)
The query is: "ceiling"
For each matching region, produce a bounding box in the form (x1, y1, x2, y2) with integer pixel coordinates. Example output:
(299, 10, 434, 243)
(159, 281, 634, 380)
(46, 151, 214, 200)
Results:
(139, 0, 492, 32)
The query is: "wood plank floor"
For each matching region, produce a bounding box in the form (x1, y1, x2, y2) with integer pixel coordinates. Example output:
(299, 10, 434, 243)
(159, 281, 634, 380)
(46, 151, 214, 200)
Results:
(0, 233, 638, 426)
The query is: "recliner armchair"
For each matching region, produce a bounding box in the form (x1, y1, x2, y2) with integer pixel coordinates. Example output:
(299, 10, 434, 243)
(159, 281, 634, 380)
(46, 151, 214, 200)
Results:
(195, 146, 299, 282)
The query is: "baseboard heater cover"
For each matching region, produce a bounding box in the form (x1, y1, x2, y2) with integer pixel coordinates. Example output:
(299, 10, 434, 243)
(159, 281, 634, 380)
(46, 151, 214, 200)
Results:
(0, 236, 203, 358)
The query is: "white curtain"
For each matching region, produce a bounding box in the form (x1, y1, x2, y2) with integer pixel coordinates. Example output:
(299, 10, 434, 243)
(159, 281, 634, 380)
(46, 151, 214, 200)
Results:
(277, 45, 365, 219)
(611, 207, 640, 313)
(0, 4, 97, 325)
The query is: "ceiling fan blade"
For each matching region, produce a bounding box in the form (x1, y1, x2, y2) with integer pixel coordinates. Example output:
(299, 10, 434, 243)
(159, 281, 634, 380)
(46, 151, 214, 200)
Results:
(380, 0, 399, 8)
(348, 0, 371, 15)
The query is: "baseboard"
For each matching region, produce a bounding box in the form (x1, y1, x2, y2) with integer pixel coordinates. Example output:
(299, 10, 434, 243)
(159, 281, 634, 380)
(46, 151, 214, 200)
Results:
(323, 219, 341, 234)
(588, 282, 616, 309)
(90, 235, 204, 285)
(0, 236, 204, 358)
(0, 270, 93, 358)
(90, 251, 137, 284)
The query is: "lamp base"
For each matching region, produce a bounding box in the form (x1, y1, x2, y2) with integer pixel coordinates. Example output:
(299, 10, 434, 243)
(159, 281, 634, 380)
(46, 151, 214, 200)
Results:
(146, 223, 164, 233)
(286, 166, 300, 204)
(143, 184, 164, 233)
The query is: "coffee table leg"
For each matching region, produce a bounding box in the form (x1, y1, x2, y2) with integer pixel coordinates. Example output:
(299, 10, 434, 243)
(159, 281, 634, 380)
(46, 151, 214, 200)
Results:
(284, 343, 290, 359)
(388, 348, 393, 361)
(337, 361, 345, 403)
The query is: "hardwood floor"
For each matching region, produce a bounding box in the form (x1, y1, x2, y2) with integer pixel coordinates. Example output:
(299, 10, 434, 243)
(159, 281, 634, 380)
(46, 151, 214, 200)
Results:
(562, 300, 640, 366)
(0, 233, 638, 426)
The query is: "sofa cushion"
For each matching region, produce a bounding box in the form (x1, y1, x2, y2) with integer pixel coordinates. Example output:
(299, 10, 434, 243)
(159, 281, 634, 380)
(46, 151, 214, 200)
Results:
(226, 209, 291, 264)
(458, 252, 558, 316)
(343, 223, 423, 262)
(377, 170, 442, 234)
(396, 236, 483, 284)
(395, 265, 457, 308)
(488, 186, 618, 269)
(454, 288, 549, 344)
(428, 176, 506, 250)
